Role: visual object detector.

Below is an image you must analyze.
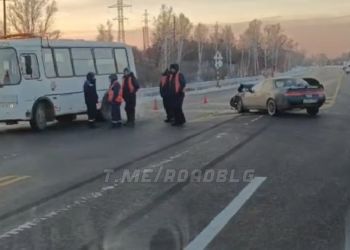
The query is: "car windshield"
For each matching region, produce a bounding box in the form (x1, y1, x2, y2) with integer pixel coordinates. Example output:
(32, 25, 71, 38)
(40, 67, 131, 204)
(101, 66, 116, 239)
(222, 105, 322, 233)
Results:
(0, 48, 20, 86)
(274, 79, 309, 89)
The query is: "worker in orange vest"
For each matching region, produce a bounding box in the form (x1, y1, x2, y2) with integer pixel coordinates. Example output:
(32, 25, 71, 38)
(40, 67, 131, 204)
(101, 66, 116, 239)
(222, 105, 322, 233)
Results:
(108, 74, 123, 129)
(122, 68, 140, 127)
(159, 68, 173, 123)
(169, 64, 186, 126)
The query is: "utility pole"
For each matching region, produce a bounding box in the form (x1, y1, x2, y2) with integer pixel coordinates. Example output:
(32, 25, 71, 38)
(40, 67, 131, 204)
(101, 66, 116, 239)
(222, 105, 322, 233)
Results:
(142, 9, 149, 50)
(109, 0, 131, 43)
(3, 0, 7, 37)
(172, 15, 176, 62)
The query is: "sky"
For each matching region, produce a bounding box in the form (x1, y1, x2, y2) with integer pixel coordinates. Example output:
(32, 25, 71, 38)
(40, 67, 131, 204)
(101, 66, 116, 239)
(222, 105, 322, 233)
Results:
(3, 0, 350, 56)
(55, 0, 350, 31)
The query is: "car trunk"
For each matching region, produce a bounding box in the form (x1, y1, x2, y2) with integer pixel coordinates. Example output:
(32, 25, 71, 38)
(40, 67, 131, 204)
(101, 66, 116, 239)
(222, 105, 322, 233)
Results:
(284, 78, 325, 106)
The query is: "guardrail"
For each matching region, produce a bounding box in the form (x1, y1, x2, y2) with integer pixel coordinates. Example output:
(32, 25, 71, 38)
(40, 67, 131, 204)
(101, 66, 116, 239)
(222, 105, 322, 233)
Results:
(138, 76, 262, 98)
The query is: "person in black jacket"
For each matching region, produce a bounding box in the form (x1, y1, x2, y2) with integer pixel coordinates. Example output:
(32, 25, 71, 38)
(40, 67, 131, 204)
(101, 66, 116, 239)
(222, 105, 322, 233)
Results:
(159, 68, 173, 123)
(122, 68, 140, 127)
(108, 74, 123, 129)
(169, 64, 186, 126)
(84, 72, 98, 128)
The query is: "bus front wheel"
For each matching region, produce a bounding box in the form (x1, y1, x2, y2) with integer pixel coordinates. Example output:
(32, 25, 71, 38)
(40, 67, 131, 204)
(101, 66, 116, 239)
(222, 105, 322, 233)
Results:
(30, 102, 48, 131)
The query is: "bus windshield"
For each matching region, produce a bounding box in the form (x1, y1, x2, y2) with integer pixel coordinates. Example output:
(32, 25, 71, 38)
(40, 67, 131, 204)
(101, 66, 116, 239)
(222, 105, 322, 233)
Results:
(0, 48, 20, 86)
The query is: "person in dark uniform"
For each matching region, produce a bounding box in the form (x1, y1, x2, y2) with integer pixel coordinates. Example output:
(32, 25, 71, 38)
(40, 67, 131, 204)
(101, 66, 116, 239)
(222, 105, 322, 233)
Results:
(159, 68, 173, 123)
(169, 64, 186, 126)
(108, 74, 123, 129)
(84, 72, 98, 128)
(122, 68, 140, 127)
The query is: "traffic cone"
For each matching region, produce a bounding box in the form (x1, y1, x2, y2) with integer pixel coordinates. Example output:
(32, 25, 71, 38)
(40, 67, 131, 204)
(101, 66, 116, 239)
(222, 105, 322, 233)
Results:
(203, 96, 208, 104)
(153, 98, 159, 111)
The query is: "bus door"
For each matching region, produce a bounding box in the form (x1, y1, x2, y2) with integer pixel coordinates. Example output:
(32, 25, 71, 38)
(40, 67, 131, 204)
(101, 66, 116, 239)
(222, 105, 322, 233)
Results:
(17, 50, 46, 114)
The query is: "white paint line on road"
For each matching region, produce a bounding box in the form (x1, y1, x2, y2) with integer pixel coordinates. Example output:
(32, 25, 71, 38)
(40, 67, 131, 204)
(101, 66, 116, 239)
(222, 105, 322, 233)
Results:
(0, 149, 198, 239)
(185, 177, 267, 250)
(0, 187, 108, 240)
(0, 123, 234, 240)
(345, 208, 350, 250)
(148, 150, 190, 169)
(1, 153, 18, 160)
(216, 132, 228, 139)
(251, 115, 264, 123)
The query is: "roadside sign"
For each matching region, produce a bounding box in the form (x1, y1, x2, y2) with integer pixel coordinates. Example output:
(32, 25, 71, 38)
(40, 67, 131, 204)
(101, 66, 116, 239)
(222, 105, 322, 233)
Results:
(213, 51, 223, 70)
(213, 51, 223, 87)
(215, 60, 223, 69)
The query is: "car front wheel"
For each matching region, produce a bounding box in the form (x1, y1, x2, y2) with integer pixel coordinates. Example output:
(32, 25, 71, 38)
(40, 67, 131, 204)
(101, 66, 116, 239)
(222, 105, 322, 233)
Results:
(236, 98, 245, 113)
(267, 99, 278, 116)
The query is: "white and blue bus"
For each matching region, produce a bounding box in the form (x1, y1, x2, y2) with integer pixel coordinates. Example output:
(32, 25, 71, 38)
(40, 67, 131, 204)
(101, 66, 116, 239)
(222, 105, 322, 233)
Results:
(0, 37, 136, 130)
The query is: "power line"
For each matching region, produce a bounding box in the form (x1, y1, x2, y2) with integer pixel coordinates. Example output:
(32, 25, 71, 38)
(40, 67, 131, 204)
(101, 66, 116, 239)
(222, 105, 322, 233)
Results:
(142, 9, 150, 50)
(108, 0, 131, 43)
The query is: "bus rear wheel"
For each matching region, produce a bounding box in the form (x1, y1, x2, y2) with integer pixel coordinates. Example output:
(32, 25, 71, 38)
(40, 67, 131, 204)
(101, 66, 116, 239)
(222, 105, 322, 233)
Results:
(30, 102, 48, 131)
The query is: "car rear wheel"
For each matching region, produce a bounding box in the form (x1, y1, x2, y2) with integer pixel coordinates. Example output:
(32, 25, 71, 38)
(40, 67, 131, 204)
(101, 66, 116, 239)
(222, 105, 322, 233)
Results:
(267, 99, 278, 116)
(307, 107, 319, 116)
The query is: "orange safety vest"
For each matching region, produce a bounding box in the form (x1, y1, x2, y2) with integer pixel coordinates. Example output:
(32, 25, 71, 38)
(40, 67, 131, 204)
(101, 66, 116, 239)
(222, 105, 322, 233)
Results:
(169, 72, 181, 94)
(123, 77, 135, 94)
(108, 81, 123, 104)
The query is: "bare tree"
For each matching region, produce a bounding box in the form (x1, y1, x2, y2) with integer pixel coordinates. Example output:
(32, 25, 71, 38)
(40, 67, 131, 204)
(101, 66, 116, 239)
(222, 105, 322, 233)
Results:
(282, 39, 299, 71)
(96, 20, 114, 42)
(153, 5, 174, 70)
(210, 22, 221, 51)
(263, 24, 288, 71)
(238, 34, 249, 77)
(244, 20, 262, 75)
(221, 25, 235, 76)
(8, 0, 60, 38)
(175, 13, 192, 65)
(193, 23, 208, 80)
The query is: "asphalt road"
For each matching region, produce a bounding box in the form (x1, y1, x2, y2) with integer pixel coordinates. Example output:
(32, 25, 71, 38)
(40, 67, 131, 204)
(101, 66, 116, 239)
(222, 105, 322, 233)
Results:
(0, 67, 349, 250)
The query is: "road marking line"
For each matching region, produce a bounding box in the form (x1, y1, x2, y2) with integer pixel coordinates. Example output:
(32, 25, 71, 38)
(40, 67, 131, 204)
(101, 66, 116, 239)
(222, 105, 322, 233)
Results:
(251, 115, 264, 123)
(185, 177, 267, 250)
(325, 73, 346, 108)
(0, 176, 17, 183)
(190, 113, 238, 123)
(0, 176, 30, 187)
(346, 208, 350, 250)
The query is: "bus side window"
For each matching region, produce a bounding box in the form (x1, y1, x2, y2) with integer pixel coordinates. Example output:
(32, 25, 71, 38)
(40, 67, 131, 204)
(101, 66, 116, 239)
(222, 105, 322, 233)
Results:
(94, 48, 116, 75)
(114, 48, 129, 74)
(71, 48, 95, 76)
(54, 49, 74, 77)
(42, 48, 56, 78)
(20, 54, 40, 80)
